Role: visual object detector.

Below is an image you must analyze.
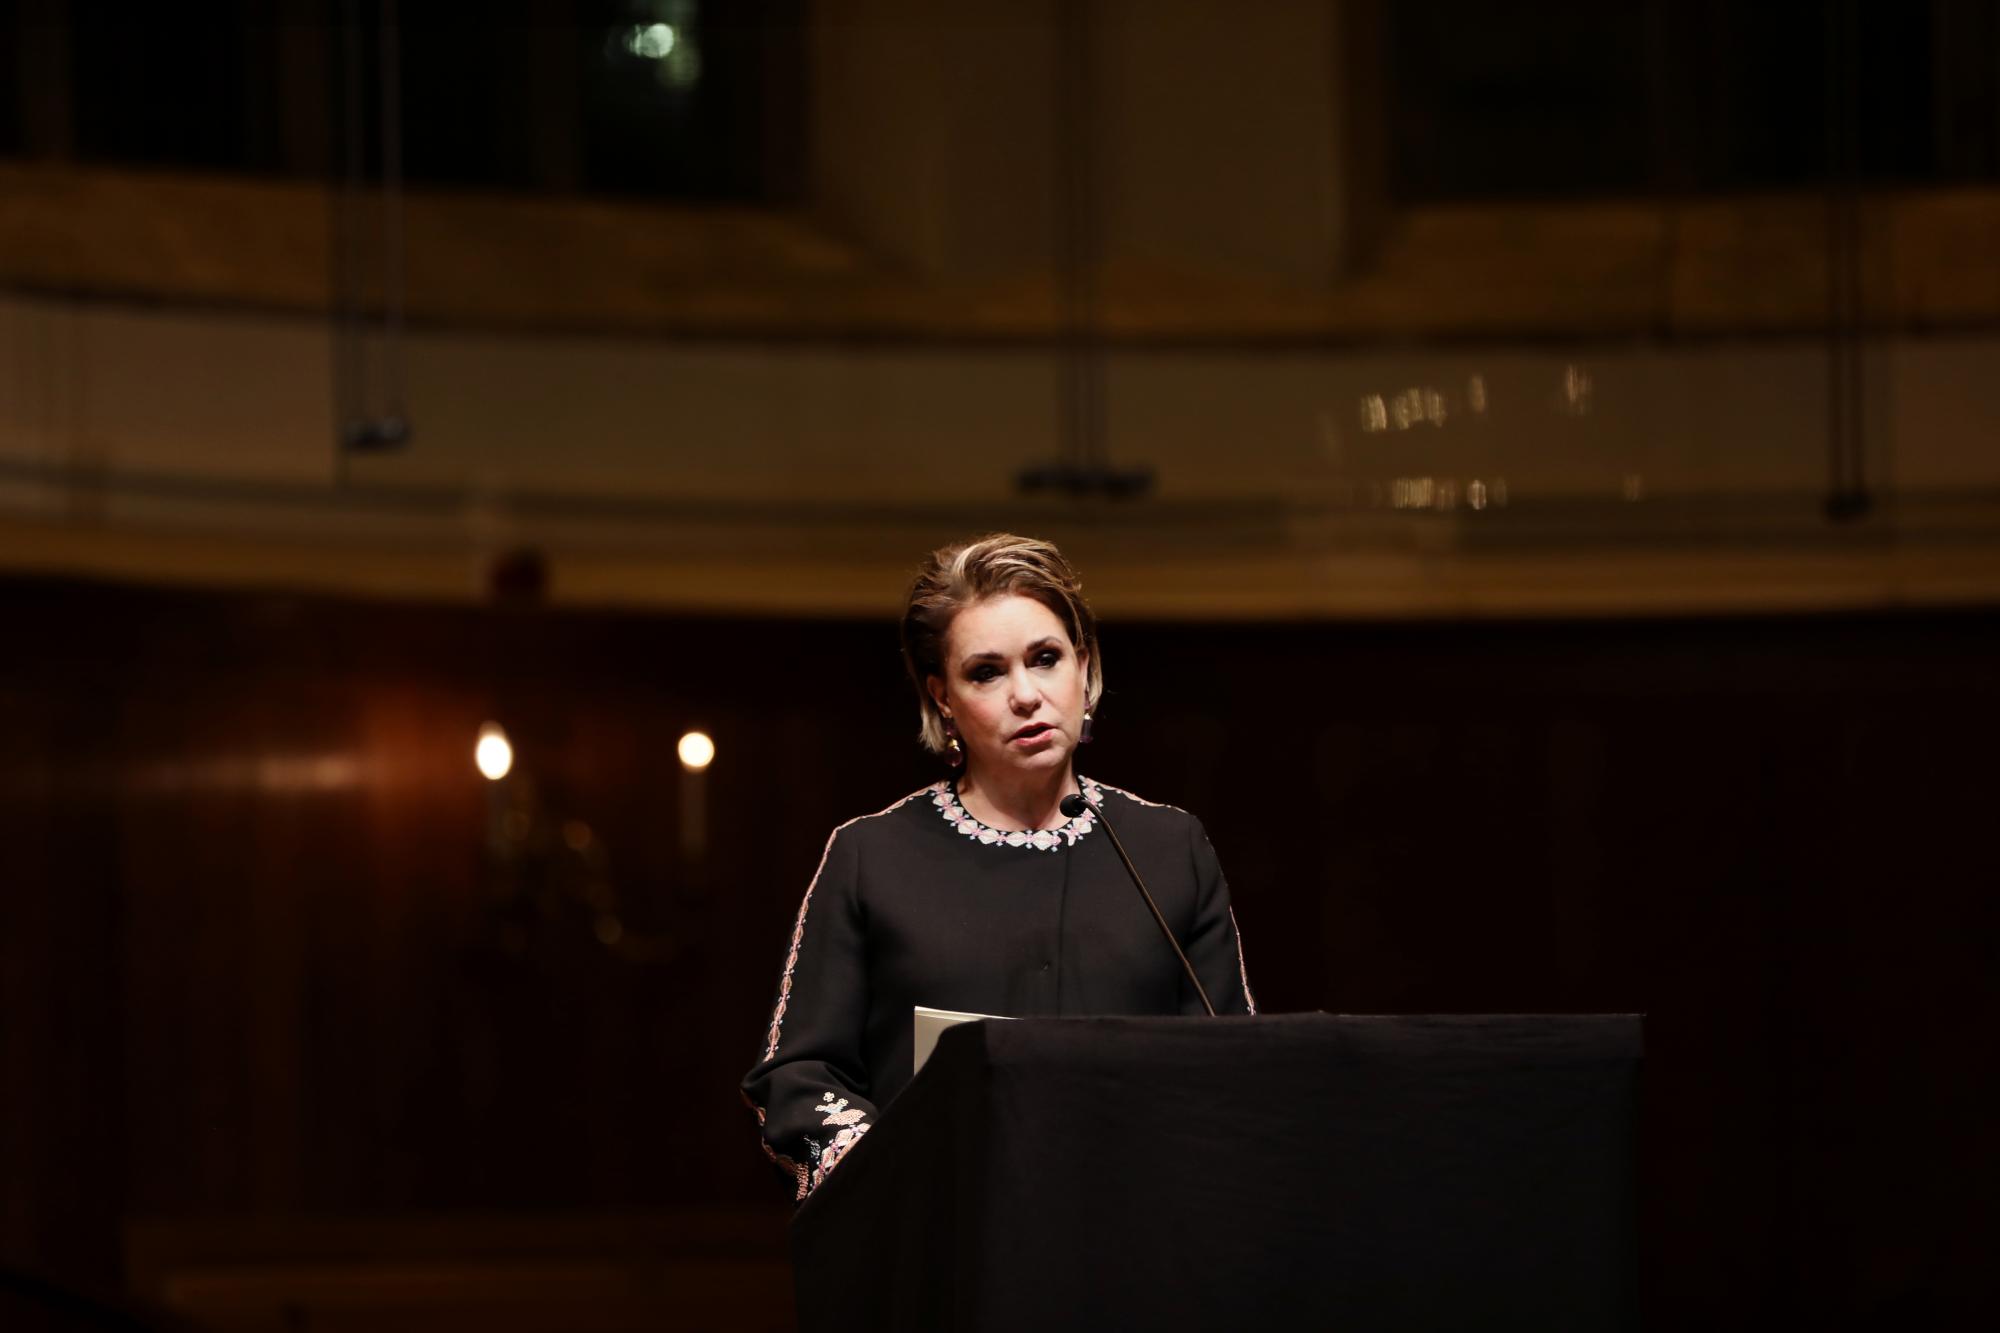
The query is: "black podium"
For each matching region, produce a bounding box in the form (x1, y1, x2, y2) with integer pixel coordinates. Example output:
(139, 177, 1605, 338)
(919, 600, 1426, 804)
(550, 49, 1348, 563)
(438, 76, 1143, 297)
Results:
(791, 1013, 1640, 1332)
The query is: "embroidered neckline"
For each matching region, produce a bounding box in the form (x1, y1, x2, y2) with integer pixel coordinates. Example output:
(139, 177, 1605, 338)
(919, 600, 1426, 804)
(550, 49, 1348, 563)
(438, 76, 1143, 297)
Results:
(929, 776, 1105, 851)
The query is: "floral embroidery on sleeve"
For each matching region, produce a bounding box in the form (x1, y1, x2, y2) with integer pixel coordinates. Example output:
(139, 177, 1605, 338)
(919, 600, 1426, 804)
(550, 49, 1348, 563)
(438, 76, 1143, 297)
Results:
(801, 1093, 873, 1195)
(819, 1092, 867, 1127)
(808, 1122, 870, 1193)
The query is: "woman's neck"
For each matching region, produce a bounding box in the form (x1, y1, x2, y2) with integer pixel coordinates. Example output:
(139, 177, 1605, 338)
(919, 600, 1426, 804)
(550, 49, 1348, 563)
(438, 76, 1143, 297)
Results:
(955, 765, 1079, 832)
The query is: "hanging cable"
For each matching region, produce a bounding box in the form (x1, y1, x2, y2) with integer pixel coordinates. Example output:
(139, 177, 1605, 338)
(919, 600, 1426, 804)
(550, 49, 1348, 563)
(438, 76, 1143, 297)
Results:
(1018, 0, 1150, 500)
(1057, 0, 1102, 479)
(330, 0, 412, 469)
(1823, 0, 1869, 522)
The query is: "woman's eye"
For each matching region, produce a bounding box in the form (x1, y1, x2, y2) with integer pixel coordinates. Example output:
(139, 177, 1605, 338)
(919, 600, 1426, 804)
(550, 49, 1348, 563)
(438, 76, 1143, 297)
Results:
(1035, 650, 1061, 667)
(969, 666, 999, 683)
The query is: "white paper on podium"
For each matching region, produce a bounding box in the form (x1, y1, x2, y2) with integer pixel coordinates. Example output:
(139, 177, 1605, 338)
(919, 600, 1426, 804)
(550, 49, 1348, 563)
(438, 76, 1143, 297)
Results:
(913, 1005, 1012, 1076)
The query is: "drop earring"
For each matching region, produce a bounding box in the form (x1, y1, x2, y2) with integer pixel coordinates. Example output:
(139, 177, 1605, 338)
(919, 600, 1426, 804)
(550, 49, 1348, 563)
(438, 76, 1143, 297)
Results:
(943, 716, 965, 768)
(1080, 709, 1095, 744)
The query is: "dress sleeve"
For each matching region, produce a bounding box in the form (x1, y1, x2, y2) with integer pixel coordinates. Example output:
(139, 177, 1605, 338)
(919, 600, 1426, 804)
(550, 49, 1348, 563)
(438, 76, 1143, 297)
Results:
(1184, 817, 1257, 1016)
(741, 825, 881, 1200)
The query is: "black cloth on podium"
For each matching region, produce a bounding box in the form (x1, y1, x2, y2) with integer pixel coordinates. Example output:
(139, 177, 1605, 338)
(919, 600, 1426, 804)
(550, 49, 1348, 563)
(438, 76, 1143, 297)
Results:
(791, 1012, 1640, 1332)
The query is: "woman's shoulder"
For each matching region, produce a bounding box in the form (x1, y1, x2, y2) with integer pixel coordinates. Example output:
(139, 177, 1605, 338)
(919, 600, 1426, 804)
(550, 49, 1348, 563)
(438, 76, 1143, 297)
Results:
(822, 782, 948, 848)
(1086, 777, 1202, 830)
(1086, 780, 1225, 875)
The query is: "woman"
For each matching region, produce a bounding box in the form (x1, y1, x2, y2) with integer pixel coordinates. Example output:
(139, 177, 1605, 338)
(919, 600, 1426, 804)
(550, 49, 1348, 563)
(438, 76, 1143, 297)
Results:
(741, 533, 1255, 1200)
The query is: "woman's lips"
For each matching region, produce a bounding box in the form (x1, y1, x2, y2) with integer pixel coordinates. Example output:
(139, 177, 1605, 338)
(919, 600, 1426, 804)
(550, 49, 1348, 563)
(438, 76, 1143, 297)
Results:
(1010, 724, 1056, 745)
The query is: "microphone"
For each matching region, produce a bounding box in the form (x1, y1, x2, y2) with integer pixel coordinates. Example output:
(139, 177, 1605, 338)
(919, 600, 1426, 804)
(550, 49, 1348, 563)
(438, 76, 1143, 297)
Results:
(1062, 792, 1217, 1017)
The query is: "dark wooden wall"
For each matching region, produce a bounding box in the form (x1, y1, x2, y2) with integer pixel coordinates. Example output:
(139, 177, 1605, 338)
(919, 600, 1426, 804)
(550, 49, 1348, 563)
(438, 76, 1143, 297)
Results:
(2, 576, 1994, 1329)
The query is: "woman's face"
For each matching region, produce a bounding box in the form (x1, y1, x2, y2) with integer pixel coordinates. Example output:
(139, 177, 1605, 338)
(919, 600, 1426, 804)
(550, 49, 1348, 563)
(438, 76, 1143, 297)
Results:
(929, 593, 1088, 783)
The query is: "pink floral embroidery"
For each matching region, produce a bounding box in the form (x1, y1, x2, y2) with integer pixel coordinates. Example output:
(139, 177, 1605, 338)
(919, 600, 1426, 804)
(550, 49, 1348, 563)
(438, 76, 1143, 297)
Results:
(929, 777, 1104, 850)
(779, 1154, 810, 1198)
(808, 1122, 870, 1194)
(747, 789, 923, 1200)
(759, 787, 930, 1064)
(818, 1092, 866, 1127)
(1229, 906, 1257, 1014)
(1088, 780, 1182, 814)
(745, 1093, 813, 1200)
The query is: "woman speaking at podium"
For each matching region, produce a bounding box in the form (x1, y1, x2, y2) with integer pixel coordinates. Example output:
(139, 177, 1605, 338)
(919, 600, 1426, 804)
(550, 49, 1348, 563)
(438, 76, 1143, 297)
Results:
(742, 533, 1255, 1200)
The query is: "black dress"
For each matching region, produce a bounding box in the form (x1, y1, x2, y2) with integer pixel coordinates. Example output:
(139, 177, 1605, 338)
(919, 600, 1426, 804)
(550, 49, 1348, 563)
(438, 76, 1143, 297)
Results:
(741, 775, 1256, 1199)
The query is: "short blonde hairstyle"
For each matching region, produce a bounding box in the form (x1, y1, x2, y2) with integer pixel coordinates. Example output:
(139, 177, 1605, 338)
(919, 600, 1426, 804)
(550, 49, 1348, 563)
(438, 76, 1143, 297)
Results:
(900, 533, 1104, 756)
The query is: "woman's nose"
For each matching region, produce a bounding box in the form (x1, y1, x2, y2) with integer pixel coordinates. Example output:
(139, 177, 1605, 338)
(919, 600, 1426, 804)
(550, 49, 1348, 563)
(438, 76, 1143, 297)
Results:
(1007, 666, 1040, 708)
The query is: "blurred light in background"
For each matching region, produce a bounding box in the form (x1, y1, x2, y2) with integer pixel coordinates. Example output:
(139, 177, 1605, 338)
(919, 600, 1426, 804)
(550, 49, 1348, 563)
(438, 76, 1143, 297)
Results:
(1392, 477, 1437, 510)
(611, 0, 702, 91)
(677, 729, 715, 773)
(476, 723, 513, 781)
(624, 23, 677, 60)
(1360, 386, 1453, 433)
(118, 754, 365, 795)
(1559, 364, 1595, 416)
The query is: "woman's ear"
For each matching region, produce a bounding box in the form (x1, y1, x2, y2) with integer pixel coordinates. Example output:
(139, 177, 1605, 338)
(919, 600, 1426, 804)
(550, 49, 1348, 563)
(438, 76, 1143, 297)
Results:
(927, 676, 950, 717)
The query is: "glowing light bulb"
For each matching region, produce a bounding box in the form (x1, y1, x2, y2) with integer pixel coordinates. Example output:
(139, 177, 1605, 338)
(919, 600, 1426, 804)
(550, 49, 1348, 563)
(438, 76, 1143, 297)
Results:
(475, 723, 513, 781)
(678, 730, 715, 773)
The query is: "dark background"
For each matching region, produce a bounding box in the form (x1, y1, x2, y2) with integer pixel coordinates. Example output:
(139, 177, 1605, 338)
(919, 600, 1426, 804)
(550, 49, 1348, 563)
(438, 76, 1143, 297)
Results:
(6, 0, 2000, 1327)
(3, 576, 1993, 1328)
(8, 1, 1996, 202)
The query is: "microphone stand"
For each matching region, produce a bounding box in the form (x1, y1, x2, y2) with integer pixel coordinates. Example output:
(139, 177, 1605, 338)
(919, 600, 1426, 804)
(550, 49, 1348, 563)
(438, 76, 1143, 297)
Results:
(1063, 793, 1217, 1017)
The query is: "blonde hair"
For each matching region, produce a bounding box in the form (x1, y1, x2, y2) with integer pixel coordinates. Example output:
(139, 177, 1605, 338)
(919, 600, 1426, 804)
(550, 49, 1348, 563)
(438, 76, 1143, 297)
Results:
(900, 533, 1103, 756)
